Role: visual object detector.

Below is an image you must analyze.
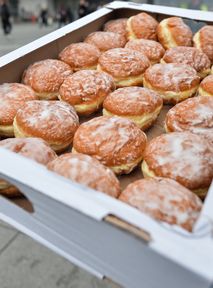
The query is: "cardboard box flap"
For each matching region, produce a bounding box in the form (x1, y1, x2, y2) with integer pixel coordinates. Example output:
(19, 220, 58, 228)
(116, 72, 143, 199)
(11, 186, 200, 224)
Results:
(106, 1, 213, 21)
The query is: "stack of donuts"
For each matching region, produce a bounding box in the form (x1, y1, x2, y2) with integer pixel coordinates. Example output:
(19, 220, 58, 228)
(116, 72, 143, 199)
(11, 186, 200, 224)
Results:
(1, 11, 213, 232)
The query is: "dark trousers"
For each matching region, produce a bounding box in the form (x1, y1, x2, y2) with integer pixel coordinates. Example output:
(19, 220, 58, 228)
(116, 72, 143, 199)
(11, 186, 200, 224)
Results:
(2, 18, 12, 34)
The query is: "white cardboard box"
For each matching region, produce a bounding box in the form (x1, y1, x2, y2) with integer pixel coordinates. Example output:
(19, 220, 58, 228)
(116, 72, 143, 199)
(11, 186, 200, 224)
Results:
(0, 2, 213, 287)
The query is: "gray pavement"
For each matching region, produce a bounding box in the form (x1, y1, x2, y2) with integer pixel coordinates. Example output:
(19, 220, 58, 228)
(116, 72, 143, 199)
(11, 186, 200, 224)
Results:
(0, 23, 120, 288)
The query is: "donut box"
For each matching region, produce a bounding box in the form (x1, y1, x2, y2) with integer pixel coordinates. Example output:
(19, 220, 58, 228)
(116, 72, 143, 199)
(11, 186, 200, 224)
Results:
(0, 2, 213, 288)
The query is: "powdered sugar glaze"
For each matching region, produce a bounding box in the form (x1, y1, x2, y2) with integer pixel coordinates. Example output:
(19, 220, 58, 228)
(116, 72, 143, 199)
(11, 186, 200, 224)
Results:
(144, 132, 213, 190)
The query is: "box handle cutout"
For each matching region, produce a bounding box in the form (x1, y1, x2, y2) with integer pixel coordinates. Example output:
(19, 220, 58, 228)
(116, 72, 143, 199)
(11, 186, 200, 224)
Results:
(105, 215, 151, 243)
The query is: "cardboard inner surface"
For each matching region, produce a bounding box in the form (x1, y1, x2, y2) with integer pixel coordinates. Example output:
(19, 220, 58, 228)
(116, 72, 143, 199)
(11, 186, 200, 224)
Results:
(0, 6, 209, 213)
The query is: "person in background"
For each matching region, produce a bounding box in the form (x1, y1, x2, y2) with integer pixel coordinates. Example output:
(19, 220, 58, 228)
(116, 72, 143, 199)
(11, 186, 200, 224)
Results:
(0, 0, 12, 35)
(78, 0, 89, 18)
(66, 6, 73, 24)
(58, 5, 67, 28)
(40, 5, 48, 27)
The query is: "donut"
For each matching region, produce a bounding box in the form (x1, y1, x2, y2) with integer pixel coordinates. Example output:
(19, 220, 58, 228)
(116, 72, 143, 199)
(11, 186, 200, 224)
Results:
(126, 12, 158, 41)
(125, 39, 165, 64)
(13, 101, 79, 152)
(157, 17, 193, 49)
(193, 26, 213, 64)
(59, 70, 115, 116)
(142, 132, 213, 198)
(48, 153, 121, 198)
(198, 75, 213, 97)
(58, 42, 101, 71)
(0, 137, 56, 197)
(143, 63, 200, 104)
(103, 18, 128, 39)
(161, 46, 211, 78)
(97, 48, 150, 87)
(0, 83, 37, 137)
(119, 177, 202, 232)
(165, 96, 213, 144)
(22, 59, 73, 100)
(103, 87, 163, 130)
(73, 116, 147, 175)
(84, 31, 126, 52)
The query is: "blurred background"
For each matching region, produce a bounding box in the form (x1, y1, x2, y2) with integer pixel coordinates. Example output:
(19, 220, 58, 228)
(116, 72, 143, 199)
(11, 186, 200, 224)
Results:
(0, 0, 212, 57)
(0, 1, 212, 288)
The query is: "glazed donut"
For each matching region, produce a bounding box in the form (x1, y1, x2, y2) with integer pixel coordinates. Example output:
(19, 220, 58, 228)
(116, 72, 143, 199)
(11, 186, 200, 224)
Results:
(161, 46, 211, 78)
(126, 12, 158, 41)
(13, 101, 79, 152)
(157, 17, 192, 49)
(198, 75, 213, 97)
(103, 18, 128, 39)
(125, 39, 165, 64)
(97, 48, 150, 87)
(22, 59, 73, 100)
(58, 42, 101, 71)
(73, 116, 147, 175)
(0, 83, 37, 137)
(48, 153, 121, 198)
(142, 132, 213, 198)
(59, 70, 115, 116)
(119, 177, 202, 232)
(193, 26, 213, 64)
(84, 31, 126, 52)
(103, 87, 163, 130)
(143, 63, 200, 104)
(165, 96, 213, 144)
(0, 137, 56, 197)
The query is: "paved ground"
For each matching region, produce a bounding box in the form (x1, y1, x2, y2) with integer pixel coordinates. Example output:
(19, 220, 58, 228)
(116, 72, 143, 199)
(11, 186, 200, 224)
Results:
(0, 23, 120, 288)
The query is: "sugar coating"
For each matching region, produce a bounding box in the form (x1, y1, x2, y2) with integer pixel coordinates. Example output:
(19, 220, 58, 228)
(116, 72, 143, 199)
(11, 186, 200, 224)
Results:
(15, 101, 79, 142)
(0, 83, 37, 124)
(103, 86, 162, 116)
(0, 137, 56, 165)
(144, 63, 200, 92)
(144, 132, 213, 190)
(73, 116, 147, 166)
(84, 31, 126, 51)
(59, 70, 115, 104)
(166, 96, 213, 143)
(48, 153, 120, 197)
(126, 39, 165, 63)
(22, 59, 72, 93)
(162, 46, 211, 73)
(120, 177, 202, 231)
(98, 48, 150, 78)
(59, 42, 101, 69)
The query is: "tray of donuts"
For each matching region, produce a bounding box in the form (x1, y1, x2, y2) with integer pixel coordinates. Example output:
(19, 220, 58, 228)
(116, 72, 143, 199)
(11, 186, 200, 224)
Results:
(0, 2, 213, 288)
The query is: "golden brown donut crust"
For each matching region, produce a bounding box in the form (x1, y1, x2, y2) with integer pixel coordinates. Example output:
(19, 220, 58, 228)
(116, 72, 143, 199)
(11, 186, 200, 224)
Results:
(165, 96, 213, 143)
(84, 31, 126, 52)
(48, 153, 121, 198)
(0, 83, 37, 125)
(144, 63, 200, 92)
(58, 43, 101, 71)
(199, 75, 213, 96)
(14, 101, 79, 146)
(194, 26, 213, 63)
(22, 59, 72, 95)
(143, 132, 213, 191)
(59, 70, 115, 114)
(103, 18, 128, 39)
(0, 137, 57, 165)
(125, 39, 165, 64)
(119, 177, 202, 231)
(127, 13, 158, 41)
(0, 137, 57, 197)
(103, 87, 163, 116)
(162, 47, 211, 75)
(157, 17, 192, 49)
(98, 48, 150, 78)
(73, 116, 147, 167)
